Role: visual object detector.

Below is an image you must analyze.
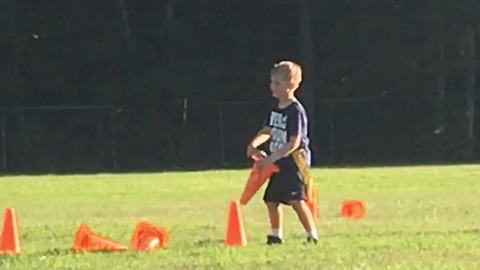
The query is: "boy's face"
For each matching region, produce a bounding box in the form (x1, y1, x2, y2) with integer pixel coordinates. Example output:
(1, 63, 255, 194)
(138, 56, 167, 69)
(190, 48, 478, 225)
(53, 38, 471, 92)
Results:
(270, 74, 292, 99)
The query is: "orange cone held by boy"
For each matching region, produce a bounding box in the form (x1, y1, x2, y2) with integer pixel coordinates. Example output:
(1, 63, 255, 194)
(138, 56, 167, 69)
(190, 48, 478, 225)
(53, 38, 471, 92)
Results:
(0, 207, 21, 255)
(130, 220, 169, 251)
(72, 223, 126, 252)
(239, 154, 279, 205)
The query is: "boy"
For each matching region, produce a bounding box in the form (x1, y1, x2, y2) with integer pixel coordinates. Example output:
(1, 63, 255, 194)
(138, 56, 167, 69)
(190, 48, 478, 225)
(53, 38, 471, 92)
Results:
(246, 60, 318, 245)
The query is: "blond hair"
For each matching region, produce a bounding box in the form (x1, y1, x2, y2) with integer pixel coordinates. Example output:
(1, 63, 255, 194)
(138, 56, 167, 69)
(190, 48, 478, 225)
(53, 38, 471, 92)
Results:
(270, 60, 302, 88)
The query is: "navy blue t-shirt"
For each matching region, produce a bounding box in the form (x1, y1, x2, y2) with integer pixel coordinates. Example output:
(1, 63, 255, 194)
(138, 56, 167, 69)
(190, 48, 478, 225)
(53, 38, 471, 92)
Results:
(263, 100, 311, 167)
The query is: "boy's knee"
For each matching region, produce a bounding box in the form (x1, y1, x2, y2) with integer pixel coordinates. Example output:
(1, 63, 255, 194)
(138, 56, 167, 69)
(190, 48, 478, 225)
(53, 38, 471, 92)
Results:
(288, 199, 306, 210)
(265, 201, 280, 208)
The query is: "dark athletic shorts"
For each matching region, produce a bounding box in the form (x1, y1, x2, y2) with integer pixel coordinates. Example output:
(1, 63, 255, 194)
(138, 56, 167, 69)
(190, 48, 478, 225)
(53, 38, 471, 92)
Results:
(263, 157, 306, 205)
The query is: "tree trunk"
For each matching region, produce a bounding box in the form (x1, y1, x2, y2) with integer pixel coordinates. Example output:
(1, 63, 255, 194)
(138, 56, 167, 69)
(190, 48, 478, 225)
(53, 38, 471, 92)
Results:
(428, 0, 446, 161)
(161, 0, 175, 91)
(3, 0, 21, 105)
(435, 43, 445, 134)
(299, 0, 318, 165)
(119, 0, 133, 51)
(431, 0, 445, 135)
(161, 0, 178, 158)
(463, 24, 475, 160)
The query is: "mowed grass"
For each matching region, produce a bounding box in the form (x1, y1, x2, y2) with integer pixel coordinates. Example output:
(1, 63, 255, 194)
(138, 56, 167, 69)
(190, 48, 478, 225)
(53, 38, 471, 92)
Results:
(0, 165, 480, 270)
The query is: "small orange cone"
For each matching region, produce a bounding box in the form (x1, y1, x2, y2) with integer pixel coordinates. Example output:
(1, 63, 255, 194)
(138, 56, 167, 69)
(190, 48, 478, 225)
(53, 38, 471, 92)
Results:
(72, 223, 126, 253)
(224, 200, 247, 247)
(306, 187, 319, 222)
(130, 220, 169, 251)
(0, 207, 21, 255)
(239, 160, 279, 205)
(341, 200, 366, 219)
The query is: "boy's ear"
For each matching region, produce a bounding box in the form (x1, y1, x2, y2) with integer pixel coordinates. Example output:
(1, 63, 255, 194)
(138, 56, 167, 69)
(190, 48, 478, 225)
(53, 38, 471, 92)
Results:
(289, 82, 298, 90)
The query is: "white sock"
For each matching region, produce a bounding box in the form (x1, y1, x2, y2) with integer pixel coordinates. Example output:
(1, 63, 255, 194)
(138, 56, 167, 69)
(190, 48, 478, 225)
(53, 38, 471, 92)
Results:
(306, 228, 318, 239)
(270, 228, 283, 238)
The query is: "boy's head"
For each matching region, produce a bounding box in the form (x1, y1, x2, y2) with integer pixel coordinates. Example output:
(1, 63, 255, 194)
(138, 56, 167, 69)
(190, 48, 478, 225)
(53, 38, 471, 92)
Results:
(269, 60, 302, 100)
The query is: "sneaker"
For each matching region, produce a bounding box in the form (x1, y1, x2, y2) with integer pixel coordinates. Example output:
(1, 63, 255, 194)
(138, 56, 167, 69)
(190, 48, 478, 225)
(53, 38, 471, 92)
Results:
(306, 236, 318, 244)
(266, 235, 283, 245)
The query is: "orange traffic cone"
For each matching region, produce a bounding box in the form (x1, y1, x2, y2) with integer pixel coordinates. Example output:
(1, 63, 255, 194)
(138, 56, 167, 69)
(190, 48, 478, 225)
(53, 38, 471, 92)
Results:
(239, 160, 279, 205)
(341, 200, 366, 219)
(72, 223, 126, 253)
(130, 220, 169, 251)
(0, 207, 21, 255)
(306, 187, 319, 222)
(224, 200, 247, 247)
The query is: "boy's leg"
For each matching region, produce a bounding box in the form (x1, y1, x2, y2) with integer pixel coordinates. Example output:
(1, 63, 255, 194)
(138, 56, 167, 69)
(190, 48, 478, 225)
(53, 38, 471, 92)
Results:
(266, 201, 283, 239)
(290, 200, 318, 243)
(263, 174, 284, 245)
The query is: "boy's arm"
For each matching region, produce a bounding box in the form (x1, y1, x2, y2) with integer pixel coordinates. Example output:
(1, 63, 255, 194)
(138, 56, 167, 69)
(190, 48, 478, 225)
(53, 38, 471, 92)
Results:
(259, 106, 302, 168)
(249, 126, 271, 148)
(247, 109, 272, 155)
(268, 134, 301, 163)
(246, 126, 271, 157)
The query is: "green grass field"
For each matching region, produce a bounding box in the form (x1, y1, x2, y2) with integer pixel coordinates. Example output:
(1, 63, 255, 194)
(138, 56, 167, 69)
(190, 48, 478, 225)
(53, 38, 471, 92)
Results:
(0, 165, 479, 269)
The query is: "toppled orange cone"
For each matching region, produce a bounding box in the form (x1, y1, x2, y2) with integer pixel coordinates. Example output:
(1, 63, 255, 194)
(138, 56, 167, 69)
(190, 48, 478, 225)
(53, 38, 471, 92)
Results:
(341, 200, 366, 219)
(130, 221, 169, 251)
(0, 207, 21, 255)
(224, 200, 247, 247)
(306, 187, 319, 222)
(239, 160, 279, 205)
(72, 223, 126, 253)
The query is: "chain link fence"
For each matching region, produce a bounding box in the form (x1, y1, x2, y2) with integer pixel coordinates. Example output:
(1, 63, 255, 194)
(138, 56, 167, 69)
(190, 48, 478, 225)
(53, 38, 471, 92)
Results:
(1, 96, 479, 174)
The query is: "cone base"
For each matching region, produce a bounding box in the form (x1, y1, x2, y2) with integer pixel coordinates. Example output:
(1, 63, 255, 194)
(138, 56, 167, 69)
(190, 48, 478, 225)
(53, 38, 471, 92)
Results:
(130, 221, 169, 251)
(72, 223, 126, 253)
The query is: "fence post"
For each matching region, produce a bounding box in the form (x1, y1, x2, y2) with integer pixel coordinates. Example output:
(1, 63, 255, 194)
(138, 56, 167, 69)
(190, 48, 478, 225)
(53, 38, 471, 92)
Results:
(1, 114, 6, 172)
(328, 101, 335, 164)
(218, 103, 226, 165)
(110, 109, 118, 171)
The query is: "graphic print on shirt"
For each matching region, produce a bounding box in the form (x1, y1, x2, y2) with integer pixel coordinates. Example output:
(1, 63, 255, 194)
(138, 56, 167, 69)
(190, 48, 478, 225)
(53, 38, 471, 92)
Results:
(269, 111, 287, 153)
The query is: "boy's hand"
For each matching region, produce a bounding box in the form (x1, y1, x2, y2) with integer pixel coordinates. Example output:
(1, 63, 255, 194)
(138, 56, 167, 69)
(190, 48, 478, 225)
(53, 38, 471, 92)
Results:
(247, 145, 266, 158)
(258, 155, 274, 170)
(251, 150, 267, 161)
(246, 144, 256, 157)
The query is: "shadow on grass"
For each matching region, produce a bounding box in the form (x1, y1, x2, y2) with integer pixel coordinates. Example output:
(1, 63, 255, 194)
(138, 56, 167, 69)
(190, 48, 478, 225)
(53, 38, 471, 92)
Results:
(193, 238, 224, 247)
(0, 241, 224, 262)
(327, 228, 480, 238)
(3, 161, 479, 176)
(0, 253, 20, 265)
(0, 247, 134, 263)
(2, 229, 475, 261)
(36, 247, 133, 256)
